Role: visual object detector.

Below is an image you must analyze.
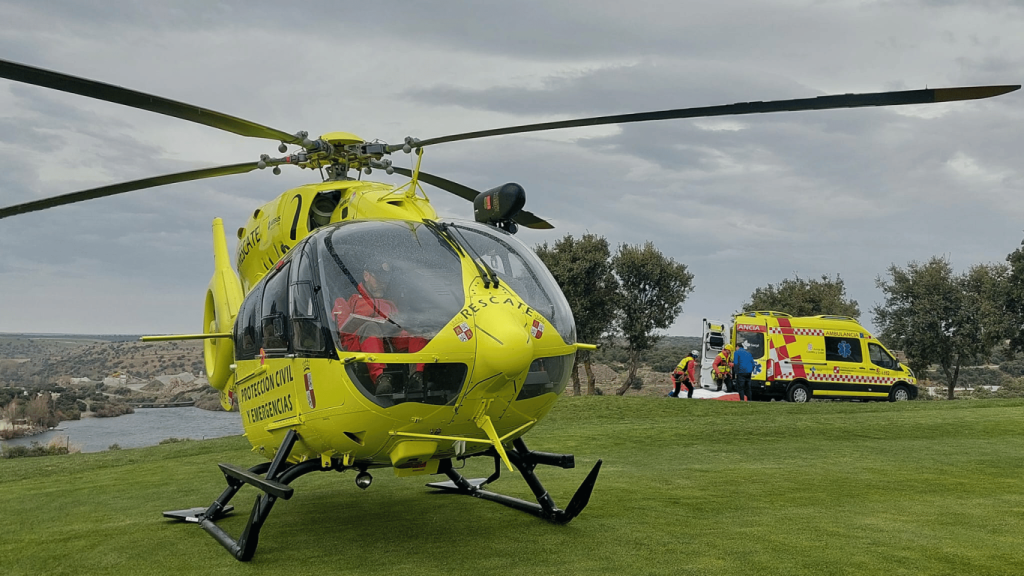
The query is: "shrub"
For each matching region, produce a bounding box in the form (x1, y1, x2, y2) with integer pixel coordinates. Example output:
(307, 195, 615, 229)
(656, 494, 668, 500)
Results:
(93, 403, 134, 418)
(108, 443, 121, 451)
(994, 377, 1024, 399)
(159, 437, 192, 444)
(999, 358, 1024, 378)
(1, 439, 70, 459)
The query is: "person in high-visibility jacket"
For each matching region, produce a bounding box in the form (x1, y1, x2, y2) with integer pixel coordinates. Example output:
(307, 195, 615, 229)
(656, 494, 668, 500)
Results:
(711, 344, 734, 392)
(669, 350, 699, 398)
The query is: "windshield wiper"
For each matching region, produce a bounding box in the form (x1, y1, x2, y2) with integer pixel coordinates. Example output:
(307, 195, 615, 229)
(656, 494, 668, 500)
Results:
(424, 221, 500, 289)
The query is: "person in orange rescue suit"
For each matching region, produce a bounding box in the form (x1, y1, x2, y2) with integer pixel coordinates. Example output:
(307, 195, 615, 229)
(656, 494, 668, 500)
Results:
(332, 258, 427, 395)
(669, 350, 699, 398)
(711, 344, 734, 392)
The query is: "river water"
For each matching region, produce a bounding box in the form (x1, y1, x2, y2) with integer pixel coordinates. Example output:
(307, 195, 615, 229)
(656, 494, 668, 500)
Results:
(2, 407, 243, 453)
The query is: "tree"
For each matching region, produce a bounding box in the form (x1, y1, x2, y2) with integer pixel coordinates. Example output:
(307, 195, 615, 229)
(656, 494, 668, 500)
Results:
(1004, 240, 1024, 353)
(611, 242, 694, 395)
(873, 258, 1008, 400)
(24, 392, 58, 429)
(535, 234, 619, 395)
(743, 274, 860, 318)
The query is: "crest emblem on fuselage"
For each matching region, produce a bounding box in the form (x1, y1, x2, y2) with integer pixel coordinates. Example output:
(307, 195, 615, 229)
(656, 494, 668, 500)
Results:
(531, 319, 544, 339)
(303, 363, 316, 409)
(454, 322, 473, 342)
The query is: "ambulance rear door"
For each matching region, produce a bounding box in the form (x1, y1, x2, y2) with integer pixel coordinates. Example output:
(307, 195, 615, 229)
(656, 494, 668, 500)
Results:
(700, 318, 728, 389)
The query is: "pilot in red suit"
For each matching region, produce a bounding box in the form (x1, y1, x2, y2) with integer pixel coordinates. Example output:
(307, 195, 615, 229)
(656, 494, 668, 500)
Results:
(332, 259, 426, 395)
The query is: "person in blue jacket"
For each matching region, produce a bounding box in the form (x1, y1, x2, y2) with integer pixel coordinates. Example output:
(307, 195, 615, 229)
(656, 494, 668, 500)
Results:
(732, 341, 755, 402)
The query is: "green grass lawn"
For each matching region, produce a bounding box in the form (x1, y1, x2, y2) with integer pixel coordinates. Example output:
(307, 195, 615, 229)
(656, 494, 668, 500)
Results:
(3, 397, 1024, 575)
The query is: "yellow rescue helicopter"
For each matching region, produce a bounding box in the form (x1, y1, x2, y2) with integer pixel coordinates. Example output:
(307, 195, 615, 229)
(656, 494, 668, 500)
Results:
(0, 58, 1017, 561)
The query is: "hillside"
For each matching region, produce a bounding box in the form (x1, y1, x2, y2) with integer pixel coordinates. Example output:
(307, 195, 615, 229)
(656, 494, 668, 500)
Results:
(0, 335, 204, 386)
(0, 336, 217, 426)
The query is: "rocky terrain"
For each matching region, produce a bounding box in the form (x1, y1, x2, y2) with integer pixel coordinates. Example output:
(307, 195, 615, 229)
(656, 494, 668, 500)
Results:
(0, 336, 222, 424)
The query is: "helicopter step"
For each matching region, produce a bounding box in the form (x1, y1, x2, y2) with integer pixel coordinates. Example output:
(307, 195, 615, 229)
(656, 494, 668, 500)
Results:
(426, 437, 603, 524)
(217, 462, 294, 499)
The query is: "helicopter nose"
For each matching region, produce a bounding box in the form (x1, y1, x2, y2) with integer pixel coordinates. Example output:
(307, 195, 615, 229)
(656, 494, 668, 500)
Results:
(472, 304, 534, 389)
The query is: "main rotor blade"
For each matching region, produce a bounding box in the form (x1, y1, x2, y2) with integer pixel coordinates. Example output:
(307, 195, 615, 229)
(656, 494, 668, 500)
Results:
(0, 162, 261, 220)
(0, 58, 304, 145)
(392, 166, 553, 230)
(400, 85, 1021, 149)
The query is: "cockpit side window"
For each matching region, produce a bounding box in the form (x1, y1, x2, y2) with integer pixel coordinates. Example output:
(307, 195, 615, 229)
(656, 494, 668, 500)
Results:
(234, 288, 262, 360)
(261, 263, 291, 354)
(290, 249, 329, 356)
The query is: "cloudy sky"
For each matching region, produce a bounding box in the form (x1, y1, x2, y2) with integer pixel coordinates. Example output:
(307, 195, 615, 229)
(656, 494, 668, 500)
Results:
(0, 0, 1022, 338)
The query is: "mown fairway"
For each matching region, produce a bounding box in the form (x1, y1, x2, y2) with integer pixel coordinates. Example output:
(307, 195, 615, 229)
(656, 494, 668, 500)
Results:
(2, 397, 1023, 575)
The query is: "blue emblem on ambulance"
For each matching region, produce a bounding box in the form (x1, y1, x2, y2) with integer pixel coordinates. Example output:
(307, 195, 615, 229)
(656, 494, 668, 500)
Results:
(837, 340, 852, 359)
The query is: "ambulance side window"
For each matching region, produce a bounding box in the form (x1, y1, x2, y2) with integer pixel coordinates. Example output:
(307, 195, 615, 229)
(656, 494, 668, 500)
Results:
(868, 343, 900, 370)
(825, 336, 862, 363)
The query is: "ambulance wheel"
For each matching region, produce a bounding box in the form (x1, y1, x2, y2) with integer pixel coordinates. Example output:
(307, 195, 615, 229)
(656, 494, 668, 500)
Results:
(889, 385, 910, 402)
(787, 383, 811, 403)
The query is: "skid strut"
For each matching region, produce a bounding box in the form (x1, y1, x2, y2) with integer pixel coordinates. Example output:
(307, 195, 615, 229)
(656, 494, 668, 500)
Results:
(426, 437, 602, 524)
(162, 430, 325, 561)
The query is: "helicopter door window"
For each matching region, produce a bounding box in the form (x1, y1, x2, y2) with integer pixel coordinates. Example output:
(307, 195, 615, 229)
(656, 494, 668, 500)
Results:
(290, 281, 325, 354)
(288, 249, 327, 355)
(234, 289, 262, 361)
(261, 263, 291, 353)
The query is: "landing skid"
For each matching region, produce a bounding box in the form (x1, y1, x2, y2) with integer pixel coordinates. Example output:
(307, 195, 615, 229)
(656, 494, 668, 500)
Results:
(162, 429, 326, 561)
(427, 437, 602, 524)
(164, 431, 601, 561)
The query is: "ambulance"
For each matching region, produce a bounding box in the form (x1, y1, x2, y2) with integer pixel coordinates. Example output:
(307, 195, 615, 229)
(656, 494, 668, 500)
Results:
(731, 311, 917, 402)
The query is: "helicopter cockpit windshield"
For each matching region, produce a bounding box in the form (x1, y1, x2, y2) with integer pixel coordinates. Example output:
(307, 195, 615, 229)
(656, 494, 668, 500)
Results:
(313, 220, 467, 405)
(309, 219, 575, 407)
(317, 220, 465, 348)
(446, 221, 576, 344)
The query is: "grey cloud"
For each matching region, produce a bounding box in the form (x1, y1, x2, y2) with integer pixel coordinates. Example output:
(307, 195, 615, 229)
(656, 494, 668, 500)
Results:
(1, 1, 1022, 335)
